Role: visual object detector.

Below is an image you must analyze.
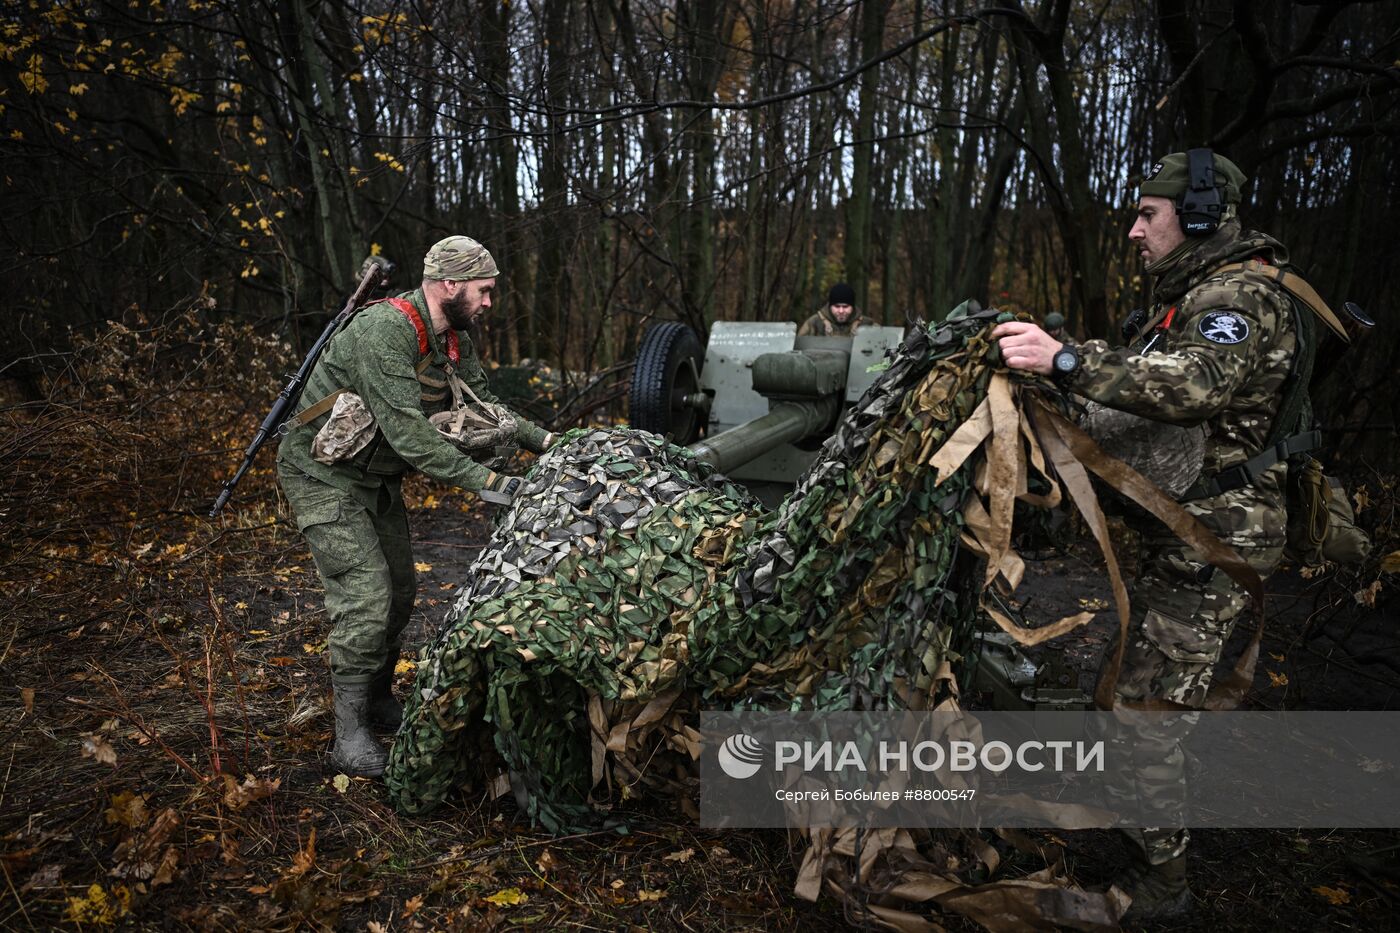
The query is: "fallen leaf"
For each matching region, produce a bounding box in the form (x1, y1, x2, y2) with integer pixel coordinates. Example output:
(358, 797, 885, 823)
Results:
(20, 687, 34, 713)
(1353, 487, 1369, 514)
(82, 734, 118, 767)
(394, 659, 417, 675)
(1380, 550, 1400, 575)
(302, 641, 326, 655)
(402, 893, 424, 917)
(415, 562, 433, 572)
(609, 879, 625, 890)
(222, 774, 280, 810)
(268, 656, 296, 667)
(637, 888, 667, 901)
(65, 883, 133, 925)
(1268, 652, 1286, 663)
(1314, 884, 1351, 905)
(663, 848, 695, 863)
(105, 791, 149, 828)
(535, 848, 558, 873)
(1268, 671, 1289, 688)
(484, 887, 527, 906)
(332, 774, 350, 794)
(290, 829, 317, 876)
(1355, 580, 1383, 608)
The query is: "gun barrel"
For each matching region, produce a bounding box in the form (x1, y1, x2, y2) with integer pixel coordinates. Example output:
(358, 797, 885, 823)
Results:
(688, 397, 837, 474)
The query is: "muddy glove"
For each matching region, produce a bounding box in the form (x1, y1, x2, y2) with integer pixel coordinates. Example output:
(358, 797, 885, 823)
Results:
(479, 472, 523, 506)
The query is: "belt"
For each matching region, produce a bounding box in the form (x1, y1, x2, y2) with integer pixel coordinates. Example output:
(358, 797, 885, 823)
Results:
(1184, 429, 1322, 499)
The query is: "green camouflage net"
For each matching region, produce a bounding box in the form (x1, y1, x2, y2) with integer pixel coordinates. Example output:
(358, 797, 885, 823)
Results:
(383, 310, 1166, 928)
(386, 314, 1005, 826)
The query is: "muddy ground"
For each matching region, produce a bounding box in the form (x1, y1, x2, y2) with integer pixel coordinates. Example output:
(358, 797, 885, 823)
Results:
(3, 471, 1398, 931)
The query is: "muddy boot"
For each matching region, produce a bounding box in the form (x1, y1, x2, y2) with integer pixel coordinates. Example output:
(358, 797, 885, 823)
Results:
(331, 681, 387, 777)
(1118, 854, 1192, 924)
(367, 648, 404, 731)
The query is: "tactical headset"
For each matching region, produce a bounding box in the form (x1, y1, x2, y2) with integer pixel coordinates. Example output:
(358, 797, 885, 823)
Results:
(1177, 147, 1224, 237)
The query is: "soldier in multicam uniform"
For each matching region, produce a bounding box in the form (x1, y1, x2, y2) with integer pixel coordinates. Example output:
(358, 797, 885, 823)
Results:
(277, 235, 557, 777)
(797, 282, 865, 337)
(994, 152, 1301, 921)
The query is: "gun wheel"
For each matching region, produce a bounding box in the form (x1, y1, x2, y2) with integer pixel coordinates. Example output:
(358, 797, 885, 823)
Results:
(629, 322, 704, 445)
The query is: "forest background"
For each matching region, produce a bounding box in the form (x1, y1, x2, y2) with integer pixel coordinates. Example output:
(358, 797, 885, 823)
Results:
(3, 0, 1398, 460)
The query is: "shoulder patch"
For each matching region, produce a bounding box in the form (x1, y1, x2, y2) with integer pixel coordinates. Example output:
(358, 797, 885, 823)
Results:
(1198, 310, 1250, 345)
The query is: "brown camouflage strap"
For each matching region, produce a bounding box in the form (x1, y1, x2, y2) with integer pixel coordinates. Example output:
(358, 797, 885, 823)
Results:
(1212, 260, 1350, 343)
(285, 357, 439, 430)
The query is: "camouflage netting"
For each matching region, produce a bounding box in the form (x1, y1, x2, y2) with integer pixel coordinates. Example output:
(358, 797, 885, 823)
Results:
(384, 310, 1252, 930)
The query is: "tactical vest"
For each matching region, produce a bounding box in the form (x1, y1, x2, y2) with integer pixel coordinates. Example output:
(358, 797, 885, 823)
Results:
(286, 297, 460, 477)
(1143, 259, 1351, 499)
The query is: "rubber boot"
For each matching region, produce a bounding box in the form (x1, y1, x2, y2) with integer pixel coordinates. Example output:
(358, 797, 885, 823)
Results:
(330, 681, 388, 777)
(1118, 853, 1192, 924)
(367, 648, 404, 731)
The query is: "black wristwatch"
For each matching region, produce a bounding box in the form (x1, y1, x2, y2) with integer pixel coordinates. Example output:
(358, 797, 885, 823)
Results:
(1050, 344, 1081, 386)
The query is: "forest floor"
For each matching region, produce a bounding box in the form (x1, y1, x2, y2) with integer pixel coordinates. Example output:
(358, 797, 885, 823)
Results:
(4, 472, 1397, 932)
(3, 318, 1397, 930)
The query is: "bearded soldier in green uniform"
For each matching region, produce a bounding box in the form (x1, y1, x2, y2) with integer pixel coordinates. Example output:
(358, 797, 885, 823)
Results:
(277, 235, 555, 777)
(797, 281, 865, 337)
(994, 152, 1314, 920)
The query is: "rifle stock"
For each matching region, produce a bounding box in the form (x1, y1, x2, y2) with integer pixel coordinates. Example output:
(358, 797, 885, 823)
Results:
(209, 264, 387, 517)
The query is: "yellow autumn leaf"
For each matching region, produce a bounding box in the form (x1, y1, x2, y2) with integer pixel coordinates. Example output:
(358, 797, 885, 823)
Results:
(414, 562, 433, 572)
(394, 658, 417, 675)
(21, 53, 47, 94)
(484, 887, 528, 907)
(1313, 884, 1351, 905)
(1380, 550, 1400, 575)
(422, 494, 439, 509)
(332, 774, 350, 794)
(1268, 671, 1289, 688)
(1268, 652, 1285, 663)
(637, 888, 667, 901)
(66, 883, 133, 925)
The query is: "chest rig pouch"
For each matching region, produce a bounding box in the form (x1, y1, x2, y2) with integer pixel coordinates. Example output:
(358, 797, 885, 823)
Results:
(288, 299, 515, 466)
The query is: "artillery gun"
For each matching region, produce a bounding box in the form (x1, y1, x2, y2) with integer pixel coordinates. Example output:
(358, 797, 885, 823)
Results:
(628, 318, 1091, 711)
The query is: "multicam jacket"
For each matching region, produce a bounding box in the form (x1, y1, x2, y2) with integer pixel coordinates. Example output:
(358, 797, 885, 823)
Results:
(797, 305, 865, 337)
(1067, 219, 1299, 550)
(277, 289, 548, 496)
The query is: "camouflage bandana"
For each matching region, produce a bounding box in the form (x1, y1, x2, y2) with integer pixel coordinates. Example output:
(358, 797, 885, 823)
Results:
(1151, 219, 1288, 305)
(422, 235, 499, 281)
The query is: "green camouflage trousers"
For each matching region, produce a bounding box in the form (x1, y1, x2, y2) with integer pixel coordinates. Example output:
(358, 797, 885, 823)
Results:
(1098, 530, 1284, 864)
(277, 462, 415, 683)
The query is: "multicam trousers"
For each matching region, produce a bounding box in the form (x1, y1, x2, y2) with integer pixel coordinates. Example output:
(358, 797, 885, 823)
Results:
(277, 462, 416, 683)
(1098, 532, 1284, 864)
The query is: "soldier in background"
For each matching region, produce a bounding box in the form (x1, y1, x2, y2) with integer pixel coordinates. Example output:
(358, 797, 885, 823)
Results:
(277, 235, 557, 777)
(993, 152, 1303, 921)
(798, 282, 865, 337)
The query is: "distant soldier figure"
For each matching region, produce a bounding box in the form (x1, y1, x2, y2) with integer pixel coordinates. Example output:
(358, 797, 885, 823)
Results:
(994, 151, 1316, 921)
(277, 235, 556, 777)
(797, 282, 864, 337)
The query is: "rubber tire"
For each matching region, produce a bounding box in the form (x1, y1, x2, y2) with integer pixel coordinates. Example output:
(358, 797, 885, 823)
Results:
(629, 322, 704, 444)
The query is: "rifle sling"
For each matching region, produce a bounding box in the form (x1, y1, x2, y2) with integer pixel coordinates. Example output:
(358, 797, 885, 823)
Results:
(284, 356, 437, 431)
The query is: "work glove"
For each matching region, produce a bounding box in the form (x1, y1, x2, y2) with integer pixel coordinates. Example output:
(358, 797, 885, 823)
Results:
(479, 472, 523, 506)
